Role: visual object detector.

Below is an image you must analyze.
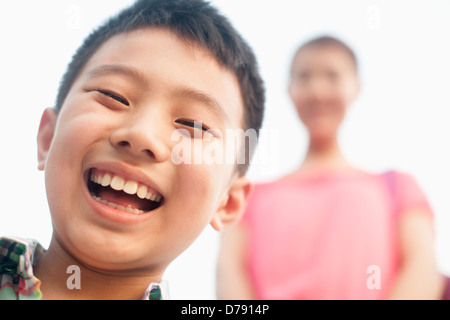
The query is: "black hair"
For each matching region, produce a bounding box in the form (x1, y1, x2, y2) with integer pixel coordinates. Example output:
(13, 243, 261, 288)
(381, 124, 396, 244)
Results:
(54, 0, 265, 175)
(292, 35, 358, 73)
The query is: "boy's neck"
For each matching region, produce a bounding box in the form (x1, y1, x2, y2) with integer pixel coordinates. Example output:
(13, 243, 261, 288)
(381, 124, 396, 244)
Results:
(34, 236, 164, 300)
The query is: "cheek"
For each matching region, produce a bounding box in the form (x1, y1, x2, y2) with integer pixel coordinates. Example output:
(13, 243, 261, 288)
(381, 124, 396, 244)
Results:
(328, 95, 348, 116)
(290, 89, 310, 120)
(155, 163, 226, 257)
(339, 78, 359, 105)
(44, 115, 97, 195)
(176, 162, 223, 202)
(169, 162, 226, 220)
(290, 85, 306, 107)
(44, 107, 112, 231)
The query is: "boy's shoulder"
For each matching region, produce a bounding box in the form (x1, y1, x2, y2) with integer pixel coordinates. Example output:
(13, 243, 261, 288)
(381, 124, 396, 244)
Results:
(0, 236, 44, 300)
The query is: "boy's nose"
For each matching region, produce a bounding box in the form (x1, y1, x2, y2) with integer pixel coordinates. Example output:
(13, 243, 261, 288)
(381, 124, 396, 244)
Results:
(109, 111, 170, 163)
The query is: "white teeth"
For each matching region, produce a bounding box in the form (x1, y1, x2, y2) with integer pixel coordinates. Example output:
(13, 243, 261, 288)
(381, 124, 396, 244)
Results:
(137, 185, 148, 199)
(123, 180, 138, 195)
(107, 201, 117, 209)
(125, 206, 135, 213)
(101, 174, 111, 187)
(89, 170, 162, 203)
(91, 194, 147, 214)
(110, 176, 125, 191)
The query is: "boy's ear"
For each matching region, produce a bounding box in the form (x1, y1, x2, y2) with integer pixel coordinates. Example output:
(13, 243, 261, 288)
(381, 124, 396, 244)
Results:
(37, 108, 58, 171)
(210, 176, 253, 231)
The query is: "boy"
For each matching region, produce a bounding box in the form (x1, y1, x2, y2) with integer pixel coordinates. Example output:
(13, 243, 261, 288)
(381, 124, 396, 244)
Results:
(0, 0, 264, 299)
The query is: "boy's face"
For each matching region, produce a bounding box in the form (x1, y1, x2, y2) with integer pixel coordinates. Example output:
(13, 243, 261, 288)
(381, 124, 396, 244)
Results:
(288, 46, 360, 143)
(37, 28, 250, 273)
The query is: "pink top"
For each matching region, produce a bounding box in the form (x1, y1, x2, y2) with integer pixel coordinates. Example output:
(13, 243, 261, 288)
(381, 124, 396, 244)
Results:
(242, 170, 432, 299)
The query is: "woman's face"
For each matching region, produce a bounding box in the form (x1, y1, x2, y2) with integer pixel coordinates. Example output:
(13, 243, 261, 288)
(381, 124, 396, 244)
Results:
(289, 45, 360, 144)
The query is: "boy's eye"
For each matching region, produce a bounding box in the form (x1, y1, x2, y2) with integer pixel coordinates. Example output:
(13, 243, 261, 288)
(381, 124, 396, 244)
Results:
(97, 90, 129, 106)
(175, 119, 209, 132)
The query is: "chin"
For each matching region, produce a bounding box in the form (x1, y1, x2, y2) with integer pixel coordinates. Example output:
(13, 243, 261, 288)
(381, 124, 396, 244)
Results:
(55, 225, 148, 269)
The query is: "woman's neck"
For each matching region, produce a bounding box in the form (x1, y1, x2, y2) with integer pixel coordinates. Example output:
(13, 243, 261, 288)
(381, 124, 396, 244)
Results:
(300, 136, 352, 172)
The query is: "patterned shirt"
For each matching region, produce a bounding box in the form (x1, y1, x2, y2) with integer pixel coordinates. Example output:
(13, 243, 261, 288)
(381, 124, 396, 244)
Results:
(0, 237, 167, 300)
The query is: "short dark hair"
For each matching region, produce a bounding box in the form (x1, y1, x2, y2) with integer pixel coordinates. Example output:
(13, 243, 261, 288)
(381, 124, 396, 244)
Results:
(54, 0, 265, 175)
(292, 35, 358, 72)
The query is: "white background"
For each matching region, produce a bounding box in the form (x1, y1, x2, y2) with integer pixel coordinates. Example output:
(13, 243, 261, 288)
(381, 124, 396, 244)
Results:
(0, 0, 449, 299)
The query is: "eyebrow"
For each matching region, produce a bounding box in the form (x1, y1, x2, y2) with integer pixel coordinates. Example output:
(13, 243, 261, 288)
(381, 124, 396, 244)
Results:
(86, 64, 148, 86)
(172, 86, 231, 126)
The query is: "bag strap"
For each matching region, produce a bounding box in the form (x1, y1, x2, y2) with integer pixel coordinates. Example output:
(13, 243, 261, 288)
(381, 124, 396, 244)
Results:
(382, 170, 399, 218)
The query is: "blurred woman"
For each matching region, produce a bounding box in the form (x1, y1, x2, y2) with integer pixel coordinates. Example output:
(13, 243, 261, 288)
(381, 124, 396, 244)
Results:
(217, 36, 446, 299)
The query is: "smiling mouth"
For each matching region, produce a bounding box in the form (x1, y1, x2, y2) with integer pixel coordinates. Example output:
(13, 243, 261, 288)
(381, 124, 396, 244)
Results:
(87, 168, 163, 214)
